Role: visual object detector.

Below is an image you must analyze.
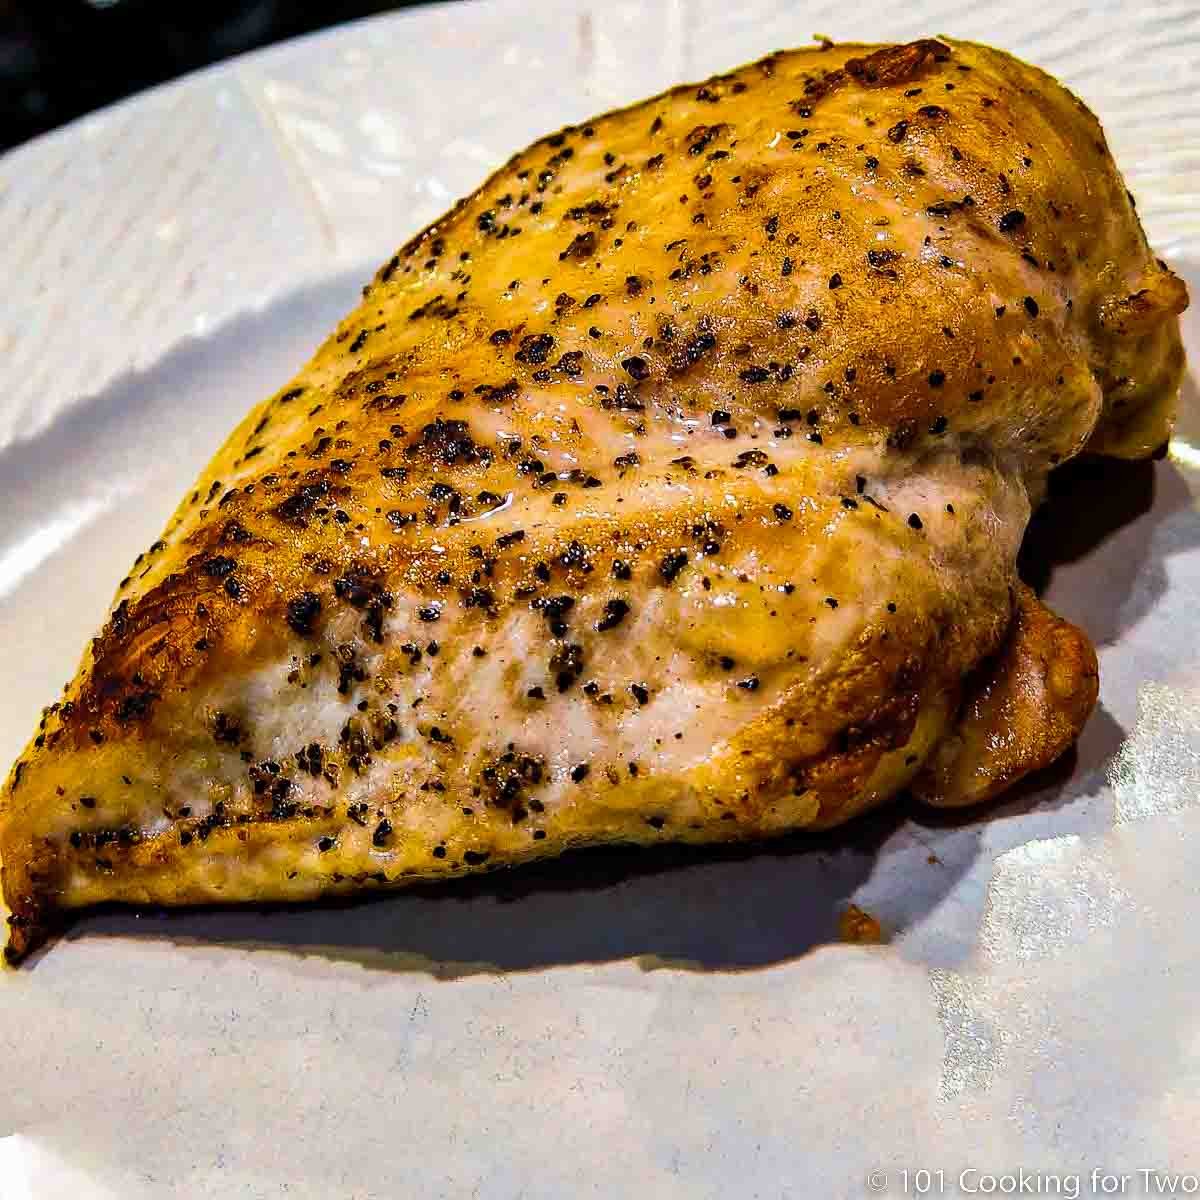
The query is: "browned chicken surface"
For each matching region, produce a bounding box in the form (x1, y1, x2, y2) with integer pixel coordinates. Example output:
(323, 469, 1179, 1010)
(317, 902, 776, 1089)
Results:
(0, 37, 1188, 961)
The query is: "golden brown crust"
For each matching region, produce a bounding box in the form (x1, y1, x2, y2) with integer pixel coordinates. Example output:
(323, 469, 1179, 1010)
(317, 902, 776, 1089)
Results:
(0, 37, 1186, 960)
(912, 584, 1100, 808)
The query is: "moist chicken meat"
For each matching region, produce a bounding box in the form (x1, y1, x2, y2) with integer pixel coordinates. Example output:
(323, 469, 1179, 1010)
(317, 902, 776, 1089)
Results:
(0, 37, 1187, 961)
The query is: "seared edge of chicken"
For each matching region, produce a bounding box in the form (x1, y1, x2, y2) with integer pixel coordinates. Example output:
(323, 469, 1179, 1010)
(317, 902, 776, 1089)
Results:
(913, 583, 1099, 807)
(0, 37, 1187, 961)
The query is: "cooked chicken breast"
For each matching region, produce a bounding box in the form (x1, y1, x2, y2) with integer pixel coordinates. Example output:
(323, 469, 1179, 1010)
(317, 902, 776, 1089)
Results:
(1, 37, 1187, 961)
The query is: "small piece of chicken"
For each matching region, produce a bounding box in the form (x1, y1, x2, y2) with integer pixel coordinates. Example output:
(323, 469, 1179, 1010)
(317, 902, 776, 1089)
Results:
(0, 37, 1187, 960)
(912, 583, 1099, 807)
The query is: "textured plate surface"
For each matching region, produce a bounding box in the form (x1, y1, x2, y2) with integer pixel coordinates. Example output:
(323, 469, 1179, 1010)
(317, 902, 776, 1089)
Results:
(1, 2, 1199, 1196)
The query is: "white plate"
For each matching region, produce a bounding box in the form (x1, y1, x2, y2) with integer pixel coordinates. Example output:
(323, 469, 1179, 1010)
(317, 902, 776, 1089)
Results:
(2, 3, 1199, 1196)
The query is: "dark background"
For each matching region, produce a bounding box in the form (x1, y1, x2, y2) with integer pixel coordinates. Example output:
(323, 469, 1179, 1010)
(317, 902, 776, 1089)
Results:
(1, 0, 436, 153)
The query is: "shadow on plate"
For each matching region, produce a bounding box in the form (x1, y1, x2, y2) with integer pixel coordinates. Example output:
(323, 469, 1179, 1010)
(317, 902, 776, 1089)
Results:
(69, 803, 920, 976)
(41, 276, 1199, 978)
(1019, 449, 1195, 646)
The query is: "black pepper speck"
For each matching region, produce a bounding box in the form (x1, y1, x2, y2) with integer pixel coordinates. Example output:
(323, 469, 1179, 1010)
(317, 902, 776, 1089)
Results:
(597, 598, 631, 631)
(286, 592, 322, 636)
(659, 550, 688, 583)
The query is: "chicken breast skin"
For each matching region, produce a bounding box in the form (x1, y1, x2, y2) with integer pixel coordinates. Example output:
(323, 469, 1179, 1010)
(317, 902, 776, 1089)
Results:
(1, 37, 1187, 960)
